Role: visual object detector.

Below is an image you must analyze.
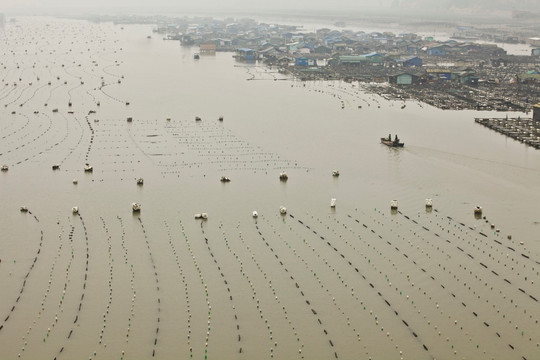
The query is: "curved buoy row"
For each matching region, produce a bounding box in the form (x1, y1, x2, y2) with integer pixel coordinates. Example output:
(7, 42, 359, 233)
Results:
(355, 207, 538, 358)
(233, 220, 303, 359)
(178, 220, 213, 359)
(198, 221, 242, 358)
(137, 218, 161, 358)
(0, 209, 43, 334)
(253, 217, 338, 359)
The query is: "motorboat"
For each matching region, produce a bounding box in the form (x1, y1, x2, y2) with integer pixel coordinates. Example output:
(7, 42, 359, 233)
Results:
(132, 203, 141, 212)
(381, 134, 404, 147)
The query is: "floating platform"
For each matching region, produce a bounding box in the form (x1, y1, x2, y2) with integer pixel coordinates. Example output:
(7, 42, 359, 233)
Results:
(475, 117, 540, 149)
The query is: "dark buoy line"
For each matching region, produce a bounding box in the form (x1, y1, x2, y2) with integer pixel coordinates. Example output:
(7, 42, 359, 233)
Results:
(254, 217, 339, 359)
(234, 221, 304, 359)
(287, 211, 433, 359)
(178, 220, 213, 359)
(197, 220, 243, 359)
(137, 218, 161, 358)
(362, 206, 539, 358)
(163, 220, 193, 359)
(0, 209, 43, 334)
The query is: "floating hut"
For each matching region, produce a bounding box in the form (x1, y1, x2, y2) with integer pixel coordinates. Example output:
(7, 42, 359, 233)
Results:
(425, 198, 433, 208)
(84, 164, 93, 172)
(1, 165, 8, 171)
(474, 205, 482, 215)
(194, 213, 208, 220)
(390, 200, 398, 210)
(330, 198, 337, 208)
(132, 203, 141, 212)
(252, 211, 258, 218)
(136, 178, 144, 185)
(52, 164, 60, 170)
(20, 206, 28, 212)
(332, 170, 340, 177)
(220, 176, 231, 182)
(72, 207, 79, 214)
(279, 206, 287, 215)
(279, 172, 288, 181)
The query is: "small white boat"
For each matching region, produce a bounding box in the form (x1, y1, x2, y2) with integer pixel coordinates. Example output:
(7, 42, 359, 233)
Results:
(72, 206, 79, 214)
(425, 198, 433, 208)
(1, 165, 8, 171)
(84, 164, 93, 172)
(132, 203, 141, 212)
(279, 206, 287, 215)
(330, 198, 337, 208)
(279, 172, 288, 181)
(220, 176, 231, 182)
(390, 200, 398, 210)
(252, 211, 258, 218)
(332, 170, 340, 177)
(474, 205, 482, 215)
(20, 206, 28, 212)
(194, 212, 208, 220)
(137, 178, 144, 185)
(73, 179, 78, 184)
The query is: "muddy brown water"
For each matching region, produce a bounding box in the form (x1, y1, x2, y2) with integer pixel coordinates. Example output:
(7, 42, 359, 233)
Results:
(1, 17, 539, 360)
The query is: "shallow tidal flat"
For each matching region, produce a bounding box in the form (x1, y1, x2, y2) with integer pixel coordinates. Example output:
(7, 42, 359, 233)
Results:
(1, 17, 540, 360)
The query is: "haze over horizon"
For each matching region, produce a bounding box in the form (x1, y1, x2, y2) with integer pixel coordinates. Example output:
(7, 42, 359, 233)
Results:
(2, 0, 540, 16)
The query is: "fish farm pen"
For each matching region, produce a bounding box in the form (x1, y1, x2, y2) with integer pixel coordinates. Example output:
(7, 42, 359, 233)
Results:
(474, 117, 540, 149)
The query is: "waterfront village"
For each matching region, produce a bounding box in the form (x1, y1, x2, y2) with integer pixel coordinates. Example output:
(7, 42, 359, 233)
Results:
(83, 14, 540, 113)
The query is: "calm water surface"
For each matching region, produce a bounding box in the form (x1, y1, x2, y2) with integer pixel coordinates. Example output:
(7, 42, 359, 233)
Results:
(1, 17, 539, 360)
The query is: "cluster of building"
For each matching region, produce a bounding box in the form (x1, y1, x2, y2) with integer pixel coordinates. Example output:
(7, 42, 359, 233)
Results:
(89, 14, 540, 110)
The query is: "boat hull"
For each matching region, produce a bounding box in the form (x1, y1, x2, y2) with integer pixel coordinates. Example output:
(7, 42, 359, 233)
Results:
(380, 138, 404, 147)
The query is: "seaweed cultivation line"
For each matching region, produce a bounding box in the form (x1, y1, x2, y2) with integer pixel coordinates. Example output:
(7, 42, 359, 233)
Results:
(137, 217, 161, 358)
(254, 216, 339, 359)
(288, 212, 435, 358)
(0, 209, 43, 333)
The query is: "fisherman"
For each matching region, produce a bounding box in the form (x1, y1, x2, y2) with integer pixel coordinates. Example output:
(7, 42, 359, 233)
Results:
(394, 134, 399, 144)
(388, 134, 391, 141)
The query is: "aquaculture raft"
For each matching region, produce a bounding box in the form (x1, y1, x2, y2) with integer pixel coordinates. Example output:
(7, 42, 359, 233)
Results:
(475, 117, 540, 149)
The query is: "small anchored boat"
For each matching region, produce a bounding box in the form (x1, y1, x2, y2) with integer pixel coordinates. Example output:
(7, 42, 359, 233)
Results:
(279, 172, 288, 181)
(220, 176, 231, 182)
(279, 206, 287, 215)
(132, 203, 141, 212)
(84, 164, 93, 172)
(194, 213, 208, 220)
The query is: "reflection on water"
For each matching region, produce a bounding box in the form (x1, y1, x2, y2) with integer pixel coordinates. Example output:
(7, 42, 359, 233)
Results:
(1, 17, 540, 360)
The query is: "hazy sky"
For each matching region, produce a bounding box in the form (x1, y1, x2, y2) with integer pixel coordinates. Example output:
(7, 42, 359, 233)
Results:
(2, 0, 391, 12)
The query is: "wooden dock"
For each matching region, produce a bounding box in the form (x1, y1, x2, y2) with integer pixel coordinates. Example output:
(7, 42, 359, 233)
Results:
(474, 117, 540, 149)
